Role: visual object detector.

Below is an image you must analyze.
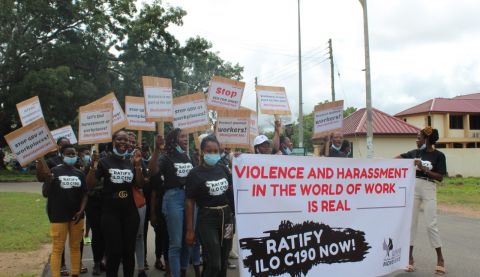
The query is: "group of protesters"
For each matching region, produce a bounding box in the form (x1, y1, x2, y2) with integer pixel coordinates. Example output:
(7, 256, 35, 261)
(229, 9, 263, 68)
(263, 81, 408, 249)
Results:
(35, 118, 447, 277)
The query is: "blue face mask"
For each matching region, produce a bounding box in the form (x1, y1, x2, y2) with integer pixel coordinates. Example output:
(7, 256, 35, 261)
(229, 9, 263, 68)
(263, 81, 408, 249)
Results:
(113, 147, 127, 157)
(176, 145, 185, 154)
(420, 143, 426, 150)
(83, 155, 91, 163)
(204, 154, 221, 166)
(63, 156, 78, 166)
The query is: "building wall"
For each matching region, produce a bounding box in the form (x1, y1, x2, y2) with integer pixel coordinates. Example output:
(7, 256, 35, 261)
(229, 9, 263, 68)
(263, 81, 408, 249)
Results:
(347, 136, 416, 159)
(432, 114, 445, 137)
(347, 136, 480, 177)
(403, 115, 425, 130)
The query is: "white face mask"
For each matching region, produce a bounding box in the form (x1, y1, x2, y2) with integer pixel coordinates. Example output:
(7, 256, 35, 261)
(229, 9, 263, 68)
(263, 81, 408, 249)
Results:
(284, 147, 292, 155)
(420, 143, 426, 150)
(331, 144, 342, 151)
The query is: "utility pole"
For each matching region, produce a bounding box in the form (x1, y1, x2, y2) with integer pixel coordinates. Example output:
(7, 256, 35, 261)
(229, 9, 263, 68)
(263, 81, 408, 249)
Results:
(359, 0, 374, 158)
(328, 38, 335, 102)
(297, 0, 304, 148)
(255, 77, 259, 122)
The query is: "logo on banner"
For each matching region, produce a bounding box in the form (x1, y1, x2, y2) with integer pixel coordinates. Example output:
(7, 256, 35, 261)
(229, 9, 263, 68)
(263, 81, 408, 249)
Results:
(239, 220, 371, 277)
(382, 238, 401, 266)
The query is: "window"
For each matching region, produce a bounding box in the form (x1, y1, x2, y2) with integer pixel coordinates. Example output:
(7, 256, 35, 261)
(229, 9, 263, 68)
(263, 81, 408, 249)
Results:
(453, 143, 463, 148)
(466, 143, 476, 148)
(449, 115, 464, 129)
(470, 115, 480, 130)
(403, 118, 407, 122)
(435, 143, 446, 149)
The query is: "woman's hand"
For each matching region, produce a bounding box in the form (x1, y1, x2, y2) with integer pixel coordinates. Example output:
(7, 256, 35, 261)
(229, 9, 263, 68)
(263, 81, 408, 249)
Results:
(133, 149, 142, 167)
(155, 135, 165, 151)
(72, 210, 84, 224)
(185, 229, 196, 246)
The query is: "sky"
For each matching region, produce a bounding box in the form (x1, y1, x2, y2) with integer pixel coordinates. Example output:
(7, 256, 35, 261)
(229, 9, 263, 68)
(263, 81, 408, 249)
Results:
(142, 0, 480, 128)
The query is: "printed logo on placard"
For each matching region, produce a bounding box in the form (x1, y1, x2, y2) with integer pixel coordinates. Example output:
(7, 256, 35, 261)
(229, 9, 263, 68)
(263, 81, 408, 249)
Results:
(382, 238, 401, 267)
(109, 169, 134, 184)
(174, 163, 193, 178)
(59, 176, 82, 189)
(205, 178, 228, 196)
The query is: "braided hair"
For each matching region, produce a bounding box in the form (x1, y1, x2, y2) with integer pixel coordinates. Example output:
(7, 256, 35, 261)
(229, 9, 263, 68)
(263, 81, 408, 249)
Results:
(165, 128, 182, 155)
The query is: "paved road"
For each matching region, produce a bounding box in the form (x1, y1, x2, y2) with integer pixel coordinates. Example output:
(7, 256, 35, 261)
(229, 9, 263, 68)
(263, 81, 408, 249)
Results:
(2, 182, 479, 277)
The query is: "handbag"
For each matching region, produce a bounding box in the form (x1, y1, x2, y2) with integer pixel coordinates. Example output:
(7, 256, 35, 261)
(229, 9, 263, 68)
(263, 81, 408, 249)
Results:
(132, 186, 146, 208)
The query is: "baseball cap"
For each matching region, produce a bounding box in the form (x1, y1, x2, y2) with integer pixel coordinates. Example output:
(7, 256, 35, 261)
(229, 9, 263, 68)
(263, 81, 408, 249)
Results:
(253, 135, 270, 146)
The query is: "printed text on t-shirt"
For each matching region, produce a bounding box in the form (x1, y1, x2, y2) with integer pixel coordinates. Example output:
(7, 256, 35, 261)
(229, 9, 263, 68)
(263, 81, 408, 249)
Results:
(205, 178, 228, 196)
(59, 176, 82, 189)
(109, 169, 134, 184)
(174, 163, 193, 178)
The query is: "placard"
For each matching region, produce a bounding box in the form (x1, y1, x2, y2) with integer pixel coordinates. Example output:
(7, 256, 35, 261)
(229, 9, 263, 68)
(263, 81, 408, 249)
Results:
(78, 103, 113, 145)
(85, 92, 127, 132)
(172, 92, 210, 133)
(207, 76, 245, 110)
(233, 154, 415, 277)
(125, 96, 156, 131)
(51, 125, 78, 145)
(142, 76, 173, 122)
(16, 96, 45, 126)
(313, 100, 344, 139)
(216, 109, 251, 149)
(256, 85, 291, 115)
(4, 118, 57, 167)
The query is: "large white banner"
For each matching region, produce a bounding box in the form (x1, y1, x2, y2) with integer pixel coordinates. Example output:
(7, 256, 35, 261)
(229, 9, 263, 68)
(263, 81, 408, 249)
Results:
(233, 154, 415, 277)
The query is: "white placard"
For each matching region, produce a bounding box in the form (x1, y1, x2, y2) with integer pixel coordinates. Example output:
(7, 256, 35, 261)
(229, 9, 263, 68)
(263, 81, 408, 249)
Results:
(207, 76, 245, 110)
(313, 100, 344, 138)
(78, 104, 113, 144)
(216, 117, 250, 148)
(125, 96, 155, 131)
(233, 154, 415, 277)
(86, 93, 127, 132)
(4, 118, 57, 167)
(16, 96, 45, 126)
(144, 86, 173, 120)
(51, 125, 78, 145)
(172, 93, 210, 133)
(256, 86, 291, 115)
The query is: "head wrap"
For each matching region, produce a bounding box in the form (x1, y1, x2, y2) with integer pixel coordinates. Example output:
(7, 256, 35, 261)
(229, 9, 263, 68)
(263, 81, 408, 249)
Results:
(422, 126, 433, 136)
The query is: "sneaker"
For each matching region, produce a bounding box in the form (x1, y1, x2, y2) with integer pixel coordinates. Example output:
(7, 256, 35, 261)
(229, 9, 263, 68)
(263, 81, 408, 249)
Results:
(229, 250, 239, 259)
(60, 266, 70, 276)
(227, 261, 237, 269)
(138, 270, 148, 277)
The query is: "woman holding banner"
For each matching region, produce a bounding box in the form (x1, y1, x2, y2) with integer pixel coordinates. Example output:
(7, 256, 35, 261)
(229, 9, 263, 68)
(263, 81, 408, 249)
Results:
(38, 144, 88, 277)
(148, 128, 201, 277)
(87, 130, 144, 277)
(398, 127, 446, 275)
(185, 135, 234, 277)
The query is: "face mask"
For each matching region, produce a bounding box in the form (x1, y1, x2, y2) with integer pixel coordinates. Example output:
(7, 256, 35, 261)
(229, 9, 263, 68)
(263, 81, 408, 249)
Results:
(331, 144, 341, 151)
(176, 145, 185, 154)
(63, 156, 78, 166)
(83, 155, 91, 163)
(204, 154, 221, 166)
(420, 143, 426, 150)
(113, 147, 127, 157)
(124, 150, 133, 159)
(284, 147, 292, 155)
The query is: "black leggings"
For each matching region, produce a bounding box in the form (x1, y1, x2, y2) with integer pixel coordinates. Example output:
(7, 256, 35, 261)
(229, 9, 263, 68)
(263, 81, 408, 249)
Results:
(101, 199, 139, 277)
(86, 199, 105, 264)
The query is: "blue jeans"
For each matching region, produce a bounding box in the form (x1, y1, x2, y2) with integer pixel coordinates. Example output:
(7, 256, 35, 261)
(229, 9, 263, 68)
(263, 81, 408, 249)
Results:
(162, 188, 200, 277)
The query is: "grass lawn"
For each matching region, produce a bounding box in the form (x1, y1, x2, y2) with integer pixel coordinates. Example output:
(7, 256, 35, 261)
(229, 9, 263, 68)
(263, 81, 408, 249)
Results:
(437, 177, 480, 210)
(0, 192, 50, 251)
(0, 170, 37, 182)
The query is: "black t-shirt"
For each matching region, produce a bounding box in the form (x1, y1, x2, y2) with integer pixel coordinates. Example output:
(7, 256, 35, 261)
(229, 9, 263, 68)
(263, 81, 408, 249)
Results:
(95, 155, 136, 198)
(47, 165, 87, 223)
(400, 148, 447, 178)
(329, 147, 347, 158)
(186, 164, 233, 208)
(155, 151, 194, 190)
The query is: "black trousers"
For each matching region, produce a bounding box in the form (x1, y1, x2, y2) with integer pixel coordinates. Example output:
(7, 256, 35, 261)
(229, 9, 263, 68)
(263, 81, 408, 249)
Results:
(86, 197, 104, 264)
(197, 206, 233, 277)
(154, 190, 169, 261)
(101, 197, 139, 277)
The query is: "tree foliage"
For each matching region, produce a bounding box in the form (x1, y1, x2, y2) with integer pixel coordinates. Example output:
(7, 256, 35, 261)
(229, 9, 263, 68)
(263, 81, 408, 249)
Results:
(0, 0, 243, 146)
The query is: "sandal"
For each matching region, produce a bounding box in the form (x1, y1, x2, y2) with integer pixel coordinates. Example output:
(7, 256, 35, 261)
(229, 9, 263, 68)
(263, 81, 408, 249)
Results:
(435, 265, 446, 275)
(405, 264, 415, 272)
(155, 260, 165, 271)
(60, 266, 70, 276)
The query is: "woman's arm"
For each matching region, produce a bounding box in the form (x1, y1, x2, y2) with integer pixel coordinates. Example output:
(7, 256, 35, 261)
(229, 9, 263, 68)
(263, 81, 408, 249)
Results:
(185, 198, 196, 246)
(86, 153, 100, 190)
(133, 150, 144, 188)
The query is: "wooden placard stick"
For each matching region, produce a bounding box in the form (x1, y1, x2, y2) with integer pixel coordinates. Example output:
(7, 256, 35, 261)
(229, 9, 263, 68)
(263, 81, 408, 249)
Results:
(137, 130, 143, 146)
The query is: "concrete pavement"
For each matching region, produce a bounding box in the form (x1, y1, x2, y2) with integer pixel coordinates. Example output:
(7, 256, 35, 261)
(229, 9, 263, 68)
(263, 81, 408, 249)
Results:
(1, 182, 479, 277)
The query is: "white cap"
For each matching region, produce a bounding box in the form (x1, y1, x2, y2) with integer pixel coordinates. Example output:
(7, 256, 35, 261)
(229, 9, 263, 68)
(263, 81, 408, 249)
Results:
(253, 135, 270, 146)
